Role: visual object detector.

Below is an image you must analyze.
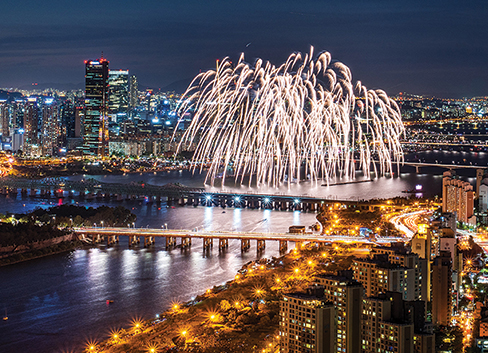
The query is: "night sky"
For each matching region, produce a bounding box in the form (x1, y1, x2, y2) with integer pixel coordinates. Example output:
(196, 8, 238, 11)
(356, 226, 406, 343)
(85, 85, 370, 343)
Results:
(0, 0, 486, 97)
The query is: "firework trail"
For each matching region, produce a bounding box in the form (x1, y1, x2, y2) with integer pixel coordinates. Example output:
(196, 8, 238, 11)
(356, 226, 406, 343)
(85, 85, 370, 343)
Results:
(175, 47, 404, 187)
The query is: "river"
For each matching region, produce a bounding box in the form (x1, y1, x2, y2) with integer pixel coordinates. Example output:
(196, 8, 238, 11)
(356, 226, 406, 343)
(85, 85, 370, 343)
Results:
(0, 150, 483, 353)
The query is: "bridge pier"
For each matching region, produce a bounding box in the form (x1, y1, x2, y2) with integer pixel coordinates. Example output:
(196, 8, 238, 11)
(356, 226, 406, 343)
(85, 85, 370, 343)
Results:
(55, 190, 64, 198)
(92, 234, 103, 244)
(20, 189, 27, 196)
(181, 237, 191, 248)
(165, 236, 176, 248)
(30, 189, 36, 197)
(203, 237, 213, 251)
(416, 166, 420, 173)
(107, 235, 119, 246)
(241, 239, 250, 251)
(257, 239, 266, 251)
(279, 240, 288, 252)
(129, 235, 140, 247)
(218, 238, 228, 250)
(144, 236, 155, 247)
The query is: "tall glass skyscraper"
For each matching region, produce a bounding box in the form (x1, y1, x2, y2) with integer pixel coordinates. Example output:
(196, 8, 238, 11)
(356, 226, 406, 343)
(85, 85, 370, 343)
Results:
(83, 58, 109, 157)
(108, 70, 129, 119)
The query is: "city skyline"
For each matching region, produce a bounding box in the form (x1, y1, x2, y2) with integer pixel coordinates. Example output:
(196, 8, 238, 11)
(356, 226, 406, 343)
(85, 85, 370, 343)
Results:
(0, 0, 486, 98)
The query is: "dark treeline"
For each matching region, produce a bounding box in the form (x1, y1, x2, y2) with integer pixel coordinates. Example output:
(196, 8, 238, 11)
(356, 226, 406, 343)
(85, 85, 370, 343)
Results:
(0, 223, 68, 248)
(24, 205, 137, 228)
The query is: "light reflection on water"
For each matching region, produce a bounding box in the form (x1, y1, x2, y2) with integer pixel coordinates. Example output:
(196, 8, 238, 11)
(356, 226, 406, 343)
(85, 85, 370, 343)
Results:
(1, 151, 481, 353)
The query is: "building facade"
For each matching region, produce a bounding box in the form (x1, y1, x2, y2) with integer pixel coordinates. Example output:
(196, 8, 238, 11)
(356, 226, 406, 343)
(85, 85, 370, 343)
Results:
(280, 287, 336, 353)
(83, 58, 109, 157)
(442, 170, 474, 224)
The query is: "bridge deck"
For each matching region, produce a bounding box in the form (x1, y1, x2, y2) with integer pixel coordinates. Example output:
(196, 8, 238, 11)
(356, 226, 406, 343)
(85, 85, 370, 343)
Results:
(74, 227, 403, 244)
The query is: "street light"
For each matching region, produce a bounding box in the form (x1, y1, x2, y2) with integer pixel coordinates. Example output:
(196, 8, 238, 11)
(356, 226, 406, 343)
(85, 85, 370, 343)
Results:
(164, 223, 168, 230)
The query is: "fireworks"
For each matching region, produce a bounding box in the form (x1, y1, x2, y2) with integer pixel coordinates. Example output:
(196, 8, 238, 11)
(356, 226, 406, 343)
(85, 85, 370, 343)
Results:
(175, 47, 404, 187)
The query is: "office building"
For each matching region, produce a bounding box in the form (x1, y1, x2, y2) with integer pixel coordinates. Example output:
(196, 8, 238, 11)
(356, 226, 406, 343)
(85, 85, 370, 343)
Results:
(83, 58, 109, 156)
(108, 69, 129, 118)
(41, 98, 59, 156)
(23, 98, 40, 156)
(129, 74, 138, 109)
(0, 100, 10, 137)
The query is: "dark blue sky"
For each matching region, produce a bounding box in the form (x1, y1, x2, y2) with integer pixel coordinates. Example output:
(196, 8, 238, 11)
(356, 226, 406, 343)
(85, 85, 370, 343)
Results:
(0, 0, 486, 97)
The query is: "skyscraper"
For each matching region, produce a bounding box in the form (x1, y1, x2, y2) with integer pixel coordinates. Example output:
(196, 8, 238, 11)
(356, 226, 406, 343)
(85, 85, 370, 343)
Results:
(41, 98, 59, 156)
(108, 69, 129, 119)
(83, 58, 109, 157)
(0, 100, 9, 138)
(23, 98, 39, 157)
(129, 75, 138, 110)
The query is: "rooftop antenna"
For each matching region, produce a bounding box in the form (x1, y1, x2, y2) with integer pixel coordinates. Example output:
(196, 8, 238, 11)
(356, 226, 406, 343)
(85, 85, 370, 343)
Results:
(101, 51, 104, 59)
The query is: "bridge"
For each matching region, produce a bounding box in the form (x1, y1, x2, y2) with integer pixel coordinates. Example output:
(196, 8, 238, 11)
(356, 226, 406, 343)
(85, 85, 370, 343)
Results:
(401, 162, 487, 174)
(0, 177, 406, 212)
(73, 227, 405, 252)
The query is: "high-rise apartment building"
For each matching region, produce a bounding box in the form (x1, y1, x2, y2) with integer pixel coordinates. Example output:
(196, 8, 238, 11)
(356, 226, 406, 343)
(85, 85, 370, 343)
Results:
(83, 58, 109, 157)
(353, 256, 417, 301)
(411, 225, 432, 302)
(315, 275, 362, 353)
(362, 293, 416, 353)
(431, 251, 452, 326)
(442, 170, 474, 224)
(108, 70, 129, 118)
(280, 286, 336, 353)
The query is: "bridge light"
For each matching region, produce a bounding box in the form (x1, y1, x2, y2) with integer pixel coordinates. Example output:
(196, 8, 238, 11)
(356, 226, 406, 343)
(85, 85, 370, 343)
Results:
(294, 199, 300, 204)
(264, 197, 270, 203)
(206, 195, 212, 201)
(235, 196, 240, 202)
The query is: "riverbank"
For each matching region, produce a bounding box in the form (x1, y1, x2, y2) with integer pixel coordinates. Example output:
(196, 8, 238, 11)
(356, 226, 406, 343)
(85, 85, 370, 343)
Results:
(86, 243, 353, 353)
(0, 239, 84, 266)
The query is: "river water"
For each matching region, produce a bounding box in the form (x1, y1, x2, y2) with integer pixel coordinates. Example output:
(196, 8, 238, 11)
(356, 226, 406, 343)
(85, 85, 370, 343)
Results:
(0, 150, 484, 353)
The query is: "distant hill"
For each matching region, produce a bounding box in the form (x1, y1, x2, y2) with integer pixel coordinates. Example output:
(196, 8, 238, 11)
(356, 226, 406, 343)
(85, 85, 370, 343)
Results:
(158, 78, 193, 94)
(17, 82, 84, 91)
(0, 90, 23, 100)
